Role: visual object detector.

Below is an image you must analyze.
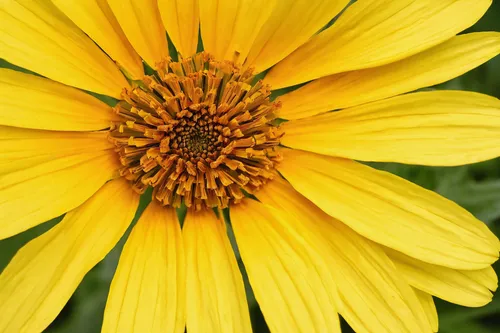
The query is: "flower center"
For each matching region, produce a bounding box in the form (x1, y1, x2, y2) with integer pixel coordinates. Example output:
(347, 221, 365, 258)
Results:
(109, 52, 283, 210)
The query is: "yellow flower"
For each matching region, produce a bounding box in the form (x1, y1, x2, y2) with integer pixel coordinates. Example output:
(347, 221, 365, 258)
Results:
(1, 0, 499, 332)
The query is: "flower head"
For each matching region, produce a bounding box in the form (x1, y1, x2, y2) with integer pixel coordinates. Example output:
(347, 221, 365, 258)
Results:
(0, 0, 499, 333)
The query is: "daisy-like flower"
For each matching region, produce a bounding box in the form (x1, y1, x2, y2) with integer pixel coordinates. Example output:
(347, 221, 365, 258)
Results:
(1, 0, 500, 332)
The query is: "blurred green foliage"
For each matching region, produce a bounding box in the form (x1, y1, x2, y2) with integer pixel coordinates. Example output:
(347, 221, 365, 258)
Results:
(1, 1, 500, 332)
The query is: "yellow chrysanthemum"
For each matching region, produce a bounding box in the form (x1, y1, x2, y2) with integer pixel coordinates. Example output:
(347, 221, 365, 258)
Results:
(1, 0, 500, 332)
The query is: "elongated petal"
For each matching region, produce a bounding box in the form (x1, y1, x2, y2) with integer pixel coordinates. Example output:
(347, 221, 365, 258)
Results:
(108, 0, 168, 68)
(0, 0, 129, 98)
(282, 91, 500, 166)
(0, 126, 113, 175)
(0, 179, 138, 333)
(102, 202, 185, 333)
(244, 0, 349, 73)
(279, 32, 500, 119)
(158, 0, 199, 57)
(199, 0, 275, 63)
(387, 248, 498, 307)
(326, 223, 429, 333)
(52, 0, 144, 79)
(0, 69, 119, 131)
(278, 149, 499, 270)
(0, 151, 120, 239)
(184, 210, 251, 333)
(248, 179, 426, 332)
(413, 289, 438, 333)
(108, 0, 169, 68)
(266, 0, 491, 88)
(466, 265, 499, 292)
(232, 190, 341, 333)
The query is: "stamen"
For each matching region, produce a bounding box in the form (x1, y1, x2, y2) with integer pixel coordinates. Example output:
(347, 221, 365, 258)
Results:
(109, 52, 283, 210)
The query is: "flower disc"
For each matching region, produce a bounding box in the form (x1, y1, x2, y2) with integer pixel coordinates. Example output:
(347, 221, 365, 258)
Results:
(109, 52, 283, 210)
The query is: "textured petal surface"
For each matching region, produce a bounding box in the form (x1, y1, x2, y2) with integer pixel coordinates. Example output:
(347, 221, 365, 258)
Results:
(0, 150, 120, 239)
(184, 210, 251, 333)
(52, 0, 144, 79)
(266, 0, 491, 88)
(0, 179, 138, 333)
(278, 149, 499, 270)
(0, 0, 129, 98)
(158, 0, 199, 57)
(466, 265, 499, 292)
(0, 69, 118, 131)
(108, 0, 169, 68)
(281, 91, 500, 166)
(279, 32, 500, 119)
(244, 0, 349, 73)
(388, 248, 498, 307)
(232, 185, 341, 333)
(199, 0, 275, 63)
(324, 222, 429, 333)
(413, 289, 439, 333)
(241, 178, 430, 333)
(0, 126, 113, 175)
(102, 203, 185, 333)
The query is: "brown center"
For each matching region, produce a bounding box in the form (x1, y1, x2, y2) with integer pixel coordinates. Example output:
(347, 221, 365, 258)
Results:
(109, 52, 283, 210)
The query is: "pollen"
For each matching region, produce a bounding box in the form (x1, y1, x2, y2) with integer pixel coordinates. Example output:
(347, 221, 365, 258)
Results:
(109, 52, 283, 210)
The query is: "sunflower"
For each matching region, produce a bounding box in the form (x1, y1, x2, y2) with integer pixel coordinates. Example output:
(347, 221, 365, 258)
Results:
(1, 0, 500, 332)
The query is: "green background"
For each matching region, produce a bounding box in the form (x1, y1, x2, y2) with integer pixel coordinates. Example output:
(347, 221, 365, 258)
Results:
(1, 2, 500, 332)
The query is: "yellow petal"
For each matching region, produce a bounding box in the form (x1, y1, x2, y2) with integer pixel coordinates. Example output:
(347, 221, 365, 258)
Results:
(0, 69, 119, 131)
(266, 0, 491, 89)
(52, 0, 144, 79)
(232, 186, 341, 333)
(278, 149, 499, 270)
(279, 32, 500, 119)
(413, 289, 439, 332)
(0, 150, 120, 239)
(108, 0, 169, 68)
(199, 0, 275, 63)
(158, 0, 199, 57)
(466, 265, 499, 292)
(244, 0, 349, 73)
(387, 248, 497, 307)
(281, 91, 500, 166)
(184, 209, 251, 333)
(102, 202, 185, 333)
(326, 221, 429, 333)
(0, 179, 138, 333)
(0, 0, 129, 98)
(244, 178, 430, 332)
(0, 126, 113, 175)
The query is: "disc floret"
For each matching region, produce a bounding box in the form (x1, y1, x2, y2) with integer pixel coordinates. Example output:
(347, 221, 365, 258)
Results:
(109, 52, 283, 210)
